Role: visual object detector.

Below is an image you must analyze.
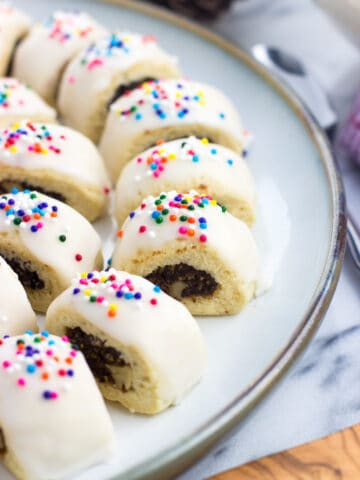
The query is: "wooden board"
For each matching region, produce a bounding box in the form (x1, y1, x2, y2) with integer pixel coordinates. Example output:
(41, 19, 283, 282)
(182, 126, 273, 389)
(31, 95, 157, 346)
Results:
(209, 423, 360, 479)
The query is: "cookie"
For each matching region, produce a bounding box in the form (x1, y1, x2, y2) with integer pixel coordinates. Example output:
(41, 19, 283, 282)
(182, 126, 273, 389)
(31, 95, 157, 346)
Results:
(0, 121, 111, 221)
(58, 32, 180, 142)
(112, 191, 260, 315)
(46, 269, 207, 414)
(115, 136, 256, 226)
(0, 78, 56, 127)
(0, 256, 37, 336)
(0, 189, 103, 313)
(0, 2, 31, 76)
(13, 10, 107, 105)
(99, 79, 251, 182)
(0, 331, 115, 480)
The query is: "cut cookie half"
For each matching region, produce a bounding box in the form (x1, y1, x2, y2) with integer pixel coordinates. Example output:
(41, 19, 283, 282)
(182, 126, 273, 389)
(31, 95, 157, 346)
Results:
(115, 136, 256, 226)
(0, 78, 56, 127)
(0, 3, 31, 76)
(112, 191, 260, 315)
(0, 190, 103, 313)
(0, 121, 111, 221)
(99, 78, 251, 182)
(0, 332, 115, 480)
(46, 269, 207, 415)
(0, 256, 37, 336)
(58, 32, 180, 142)
(13, 10, 107, 105)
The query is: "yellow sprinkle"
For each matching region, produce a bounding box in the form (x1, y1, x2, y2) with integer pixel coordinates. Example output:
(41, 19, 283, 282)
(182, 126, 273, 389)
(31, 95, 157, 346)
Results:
(9, 146, 17, 153)
(84, 289, 91, 296)
(41, 148, 48, 154)
(169, 153, 176, 160)
(158, 149, 165, 155)
(210, 200, 217, 205)
(100, 276, 107, 283)
(109, 303, 117, 311)
(201, 138, 209, 144)
(81, 272, 87, 278)
(175, 92, 182, 99)
(199, 100, 206, 106)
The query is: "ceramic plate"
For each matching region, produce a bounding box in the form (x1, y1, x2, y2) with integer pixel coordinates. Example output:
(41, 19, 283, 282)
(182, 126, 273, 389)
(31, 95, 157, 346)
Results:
(4, 1, 346, 479)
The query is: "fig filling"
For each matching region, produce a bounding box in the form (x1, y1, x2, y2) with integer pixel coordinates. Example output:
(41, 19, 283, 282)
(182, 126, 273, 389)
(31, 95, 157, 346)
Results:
(67, 327, 132, 390)
(0, 429, 6, 454)
(146, 263, 218, 299)
(2, 256, 45, 290)
(0, 180, 66, 203)
(107, 77, 155, 109)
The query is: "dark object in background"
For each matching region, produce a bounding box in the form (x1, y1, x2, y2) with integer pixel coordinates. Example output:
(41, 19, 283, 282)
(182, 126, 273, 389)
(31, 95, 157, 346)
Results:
(150, 0, 233, 19)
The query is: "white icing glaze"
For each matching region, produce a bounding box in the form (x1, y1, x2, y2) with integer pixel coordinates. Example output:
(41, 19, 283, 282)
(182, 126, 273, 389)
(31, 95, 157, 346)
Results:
(47, 269, 207, 406)
(0, 256, 37, 336)
(0, 332, 115, 479)
(0, 2, 31, 76)
(113, 191, 260, 285)
(13, 10, 107, 102)
(0, 78, 56, 126)
(58, 32, 180, 136)
(0, 190, 102, 285)
(115, 136, 255, 223)
(99, 79, 251, 181)
(0, 121, 110, 189)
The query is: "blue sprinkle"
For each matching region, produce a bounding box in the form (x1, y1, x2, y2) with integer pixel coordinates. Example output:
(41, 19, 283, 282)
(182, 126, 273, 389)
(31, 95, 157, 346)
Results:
(192, 155, 199, 163)
(125, 292, 133, 300)
(116, 290, 124, 298)
(43, 391, 52, 399)
(41, 331, 49, 337)
(219, 113, 225, 119)
(200, 223, 207, 229)
(151, 211, 160, 219)
(27, 364, 36, 374)
(227, 159, 233, 166)
(73, 288, 80, 295)
(11, 188, 19, 194)
(135, 113, 142, 121)
(25, 330, 33, 336)
(199, 217, 206, 223)
(8, 199, 15, 205)
(150, 162, 157, 170)
(30, 225, 38, 233)
(134, 292, 142, 300)
(153, 285, 161, 293)
(211, 148, 217, 155)
(67, 370, 74, 377)
(48, 340, 55, 345)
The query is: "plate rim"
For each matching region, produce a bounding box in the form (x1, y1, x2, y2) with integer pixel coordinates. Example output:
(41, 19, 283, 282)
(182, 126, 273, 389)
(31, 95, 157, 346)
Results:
(97, 1, 347, 478)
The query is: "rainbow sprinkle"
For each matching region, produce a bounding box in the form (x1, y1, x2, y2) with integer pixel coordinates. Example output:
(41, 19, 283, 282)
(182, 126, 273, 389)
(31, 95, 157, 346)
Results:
(0, 122, 64, 155)
(45, 11, 97, 43)
(115, 80, 209, 121)
(118, 191, 227, 244)
(0, 331, 77, 400)
(71, 269, 161, 317)
(79, 33, 157, 71)
(0, 189, 59, 233)
(134, 137, 239, 179)
(0, 79, 26, 110)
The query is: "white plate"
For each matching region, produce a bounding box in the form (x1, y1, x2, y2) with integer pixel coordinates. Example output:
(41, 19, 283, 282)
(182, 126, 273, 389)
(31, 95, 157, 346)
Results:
(3, 1, 346, 479)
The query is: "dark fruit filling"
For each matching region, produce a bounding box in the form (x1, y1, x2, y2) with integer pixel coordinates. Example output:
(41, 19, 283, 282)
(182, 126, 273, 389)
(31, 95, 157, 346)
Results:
(2, 256, 45, 290)
(146, 263, 218, 298)
(0, 180, 66, 203)
(107, 77, 155, 109)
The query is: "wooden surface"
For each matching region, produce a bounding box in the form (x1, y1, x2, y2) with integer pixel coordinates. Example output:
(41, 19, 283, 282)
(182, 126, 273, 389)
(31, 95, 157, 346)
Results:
(209, 423, 360, 479)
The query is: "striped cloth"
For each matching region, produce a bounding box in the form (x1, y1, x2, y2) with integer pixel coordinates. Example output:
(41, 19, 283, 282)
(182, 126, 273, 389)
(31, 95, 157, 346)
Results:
(340, 93, 360, 166)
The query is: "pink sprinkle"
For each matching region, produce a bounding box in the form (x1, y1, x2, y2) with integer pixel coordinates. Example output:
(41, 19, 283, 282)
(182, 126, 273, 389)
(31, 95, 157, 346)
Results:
(111, 283, 118, 289)
(46, 349, 53, 356)
(37, 222, 43, 229)
(137, 157, 142, 163)
(2, 360, 10, 368)
(153, 172, 159, 178)
(87, 58, 104, 71)
(17, 378, 26, 387)
(150, 298, 157, 306)
(50, 391, 58, 399)
(70, 350, 77, 357)
(79, 279, 88, 285)
(199, 234, 207, 243)
(68, 75, 76, 84)
(139, 225, 147, 233)
(97, 296, 104, 303)
(61, 336, 69, 343)
(178, 226, 187, 235)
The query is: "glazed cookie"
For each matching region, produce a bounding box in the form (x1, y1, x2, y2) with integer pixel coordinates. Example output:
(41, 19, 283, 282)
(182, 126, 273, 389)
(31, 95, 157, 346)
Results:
(115, 137, 256, 226)
(0, 189, 103, 313)
(112, 191, 260, 316)
(0, 331, 115, 480)
(46, 269, 207, 414)
(13, 10, 107, 105)
(0, 256, 37, 336)
(58, 32, 180, 142)
(99, 79, 251, 182)
(0, 121, 111, 221)
(0, 78, 56, 127)
(0, 2, 31, 76)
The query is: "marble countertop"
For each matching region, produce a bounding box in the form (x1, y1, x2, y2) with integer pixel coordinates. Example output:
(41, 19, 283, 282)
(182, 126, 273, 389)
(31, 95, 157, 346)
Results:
(179, 0, 360, 478)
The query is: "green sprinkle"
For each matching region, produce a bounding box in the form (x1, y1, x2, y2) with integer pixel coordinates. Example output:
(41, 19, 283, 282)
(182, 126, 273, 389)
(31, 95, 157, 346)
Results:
(13, 217, 21, 225)
(154, 199, 162, 205)
(30, 193, 37, 199)
(89, 296, 97, 302)
(180, 215, 187, 222)
(160, 194, 167, 200)
(58, 235, 66, 243)
(221, 205, 227, 213)
(187, 205, 195, 211)
(155, 217, 163, 224)
(161, 208, 169, 215)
